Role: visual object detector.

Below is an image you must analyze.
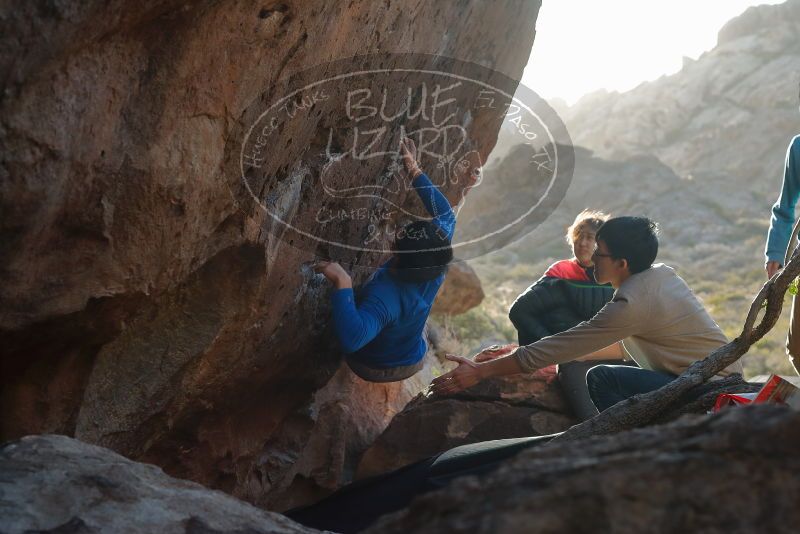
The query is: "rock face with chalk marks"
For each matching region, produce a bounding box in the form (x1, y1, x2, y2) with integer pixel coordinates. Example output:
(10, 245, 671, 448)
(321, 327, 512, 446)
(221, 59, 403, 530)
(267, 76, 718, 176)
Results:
(0, 0, 541, 511)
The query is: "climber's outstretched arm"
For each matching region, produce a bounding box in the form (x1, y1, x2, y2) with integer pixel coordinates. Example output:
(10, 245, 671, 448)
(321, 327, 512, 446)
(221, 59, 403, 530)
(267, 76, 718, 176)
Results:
(400, 137, 456, 239)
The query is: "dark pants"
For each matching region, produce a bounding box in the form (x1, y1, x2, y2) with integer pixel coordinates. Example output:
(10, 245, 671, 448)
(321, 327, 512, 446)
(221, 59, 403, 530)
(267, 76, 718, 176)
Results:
(345, 357, 425, 383)
(558, 359, 635, 421)
(286, 434, 556, 533)
(587, 364, 678, 412)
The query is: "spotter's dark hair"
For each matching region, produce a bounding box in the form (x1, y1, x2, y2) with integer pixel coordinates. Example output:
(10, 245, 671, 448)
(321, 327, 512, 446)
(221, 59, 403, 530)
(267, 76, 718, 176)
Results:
(596, 216, 659, 274)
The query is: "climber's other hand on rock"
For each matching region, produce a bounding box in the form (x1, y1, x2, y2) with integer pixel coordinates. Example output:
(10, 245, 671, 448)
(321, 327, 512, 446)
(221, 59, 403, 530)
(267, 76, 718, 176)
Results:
(399, 137, 422, 178)
(429, 354, 483, 396)
(314, 261, 352, 289)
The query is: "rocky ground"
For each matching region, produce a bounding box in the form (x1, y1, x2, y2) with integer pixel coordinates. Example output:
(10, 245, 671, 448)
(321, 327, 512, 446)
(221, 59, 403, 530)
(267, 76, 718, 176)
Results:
(4, 405, 797, 533)
(0, 434, 317, 534)
(368, 405, 800, 534)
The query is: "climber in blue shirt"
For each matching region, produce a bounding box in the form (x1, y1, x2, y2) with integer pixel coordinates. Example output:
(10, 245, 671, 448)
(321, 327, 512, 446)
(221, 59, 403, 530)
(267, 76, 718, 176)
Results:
(764, 82, 800, 374)
(315, 137, 474, 383)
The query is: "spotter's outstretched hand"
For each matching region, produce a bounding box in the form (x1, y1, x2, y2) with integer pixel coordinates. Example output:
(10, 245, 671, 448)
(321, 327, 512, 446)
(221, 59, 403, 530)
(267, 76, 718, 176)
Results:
(428, 354, 483, 396)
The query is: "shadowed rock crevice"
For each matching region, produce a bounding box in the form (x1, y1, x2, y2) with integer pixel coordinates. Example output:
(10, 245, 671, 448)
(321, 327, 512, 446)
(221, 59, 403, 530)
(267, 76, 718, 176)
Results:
(1, 292, 148, 439)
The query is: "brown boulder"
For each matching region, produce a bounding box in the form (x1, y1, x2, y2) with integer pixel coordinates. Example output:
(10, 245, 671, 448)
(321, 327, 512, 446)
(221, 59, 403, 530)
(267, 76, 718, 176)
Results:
(0, 434, 318, 534)
(432, 261, 485, 316)
(0, 0, 541, 511)
(368, 405, 800, 533)
(356, 366, 575, 479)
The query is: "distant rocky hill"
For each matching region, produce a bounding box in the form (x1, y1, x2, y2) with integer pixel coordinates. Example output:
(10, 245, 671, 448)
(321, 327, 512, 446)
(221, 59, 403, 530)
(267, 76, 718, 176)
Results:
(564, 0, 800, 197)
(464, 0, 800, 377)
(479, 0, 800, 257)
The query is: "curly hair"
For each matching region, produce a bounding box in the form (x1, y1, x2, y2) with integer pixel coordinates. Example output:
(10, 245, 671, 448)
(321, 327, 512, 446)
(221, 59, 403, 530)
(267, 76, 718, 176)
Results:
(565, 209, 610, 245)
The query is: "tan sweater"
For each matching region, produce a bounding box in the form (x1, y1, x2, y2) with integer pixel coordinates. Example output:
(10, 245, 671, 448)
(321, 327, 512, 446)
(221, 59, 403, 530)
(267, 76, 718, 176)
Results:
(513, 264, 743, 377)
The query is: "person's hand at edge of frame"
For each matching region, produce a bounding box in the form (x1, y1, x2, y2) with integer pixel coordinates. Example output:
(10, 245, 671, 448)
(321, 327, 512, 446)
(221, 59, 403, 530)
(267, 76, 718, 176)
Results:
(766, 260, 782, 279)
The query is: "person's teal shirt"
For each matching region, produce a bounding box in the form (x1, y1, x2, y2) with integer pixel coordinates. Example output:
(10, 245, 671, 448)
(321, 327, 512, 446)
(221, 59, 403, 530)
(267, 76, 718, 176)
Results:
(330, 173, 455, 368)
(766, 135, 800, 264)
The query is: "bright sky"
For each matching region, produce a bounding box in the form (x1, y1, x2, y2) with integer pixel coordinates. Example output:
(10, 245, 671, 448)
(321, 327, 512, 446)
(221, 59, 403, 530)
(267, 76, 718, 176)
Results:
(521, 0, 785, 105)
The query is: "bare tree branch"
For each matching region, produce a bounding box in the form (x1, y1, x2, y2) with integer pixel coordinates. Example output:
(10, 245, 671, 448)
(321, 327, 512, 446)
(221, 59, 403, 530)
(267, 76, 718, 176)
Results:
(651, 375, 761, 424)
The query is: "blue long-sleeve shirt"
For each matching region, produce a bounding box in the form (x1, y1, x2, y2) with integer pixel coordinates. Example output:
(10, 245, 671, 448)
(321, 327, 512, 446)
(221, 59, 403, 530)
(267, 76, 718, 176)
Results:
(331, 173, 456, 367)
(766, 135, 800, 263)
